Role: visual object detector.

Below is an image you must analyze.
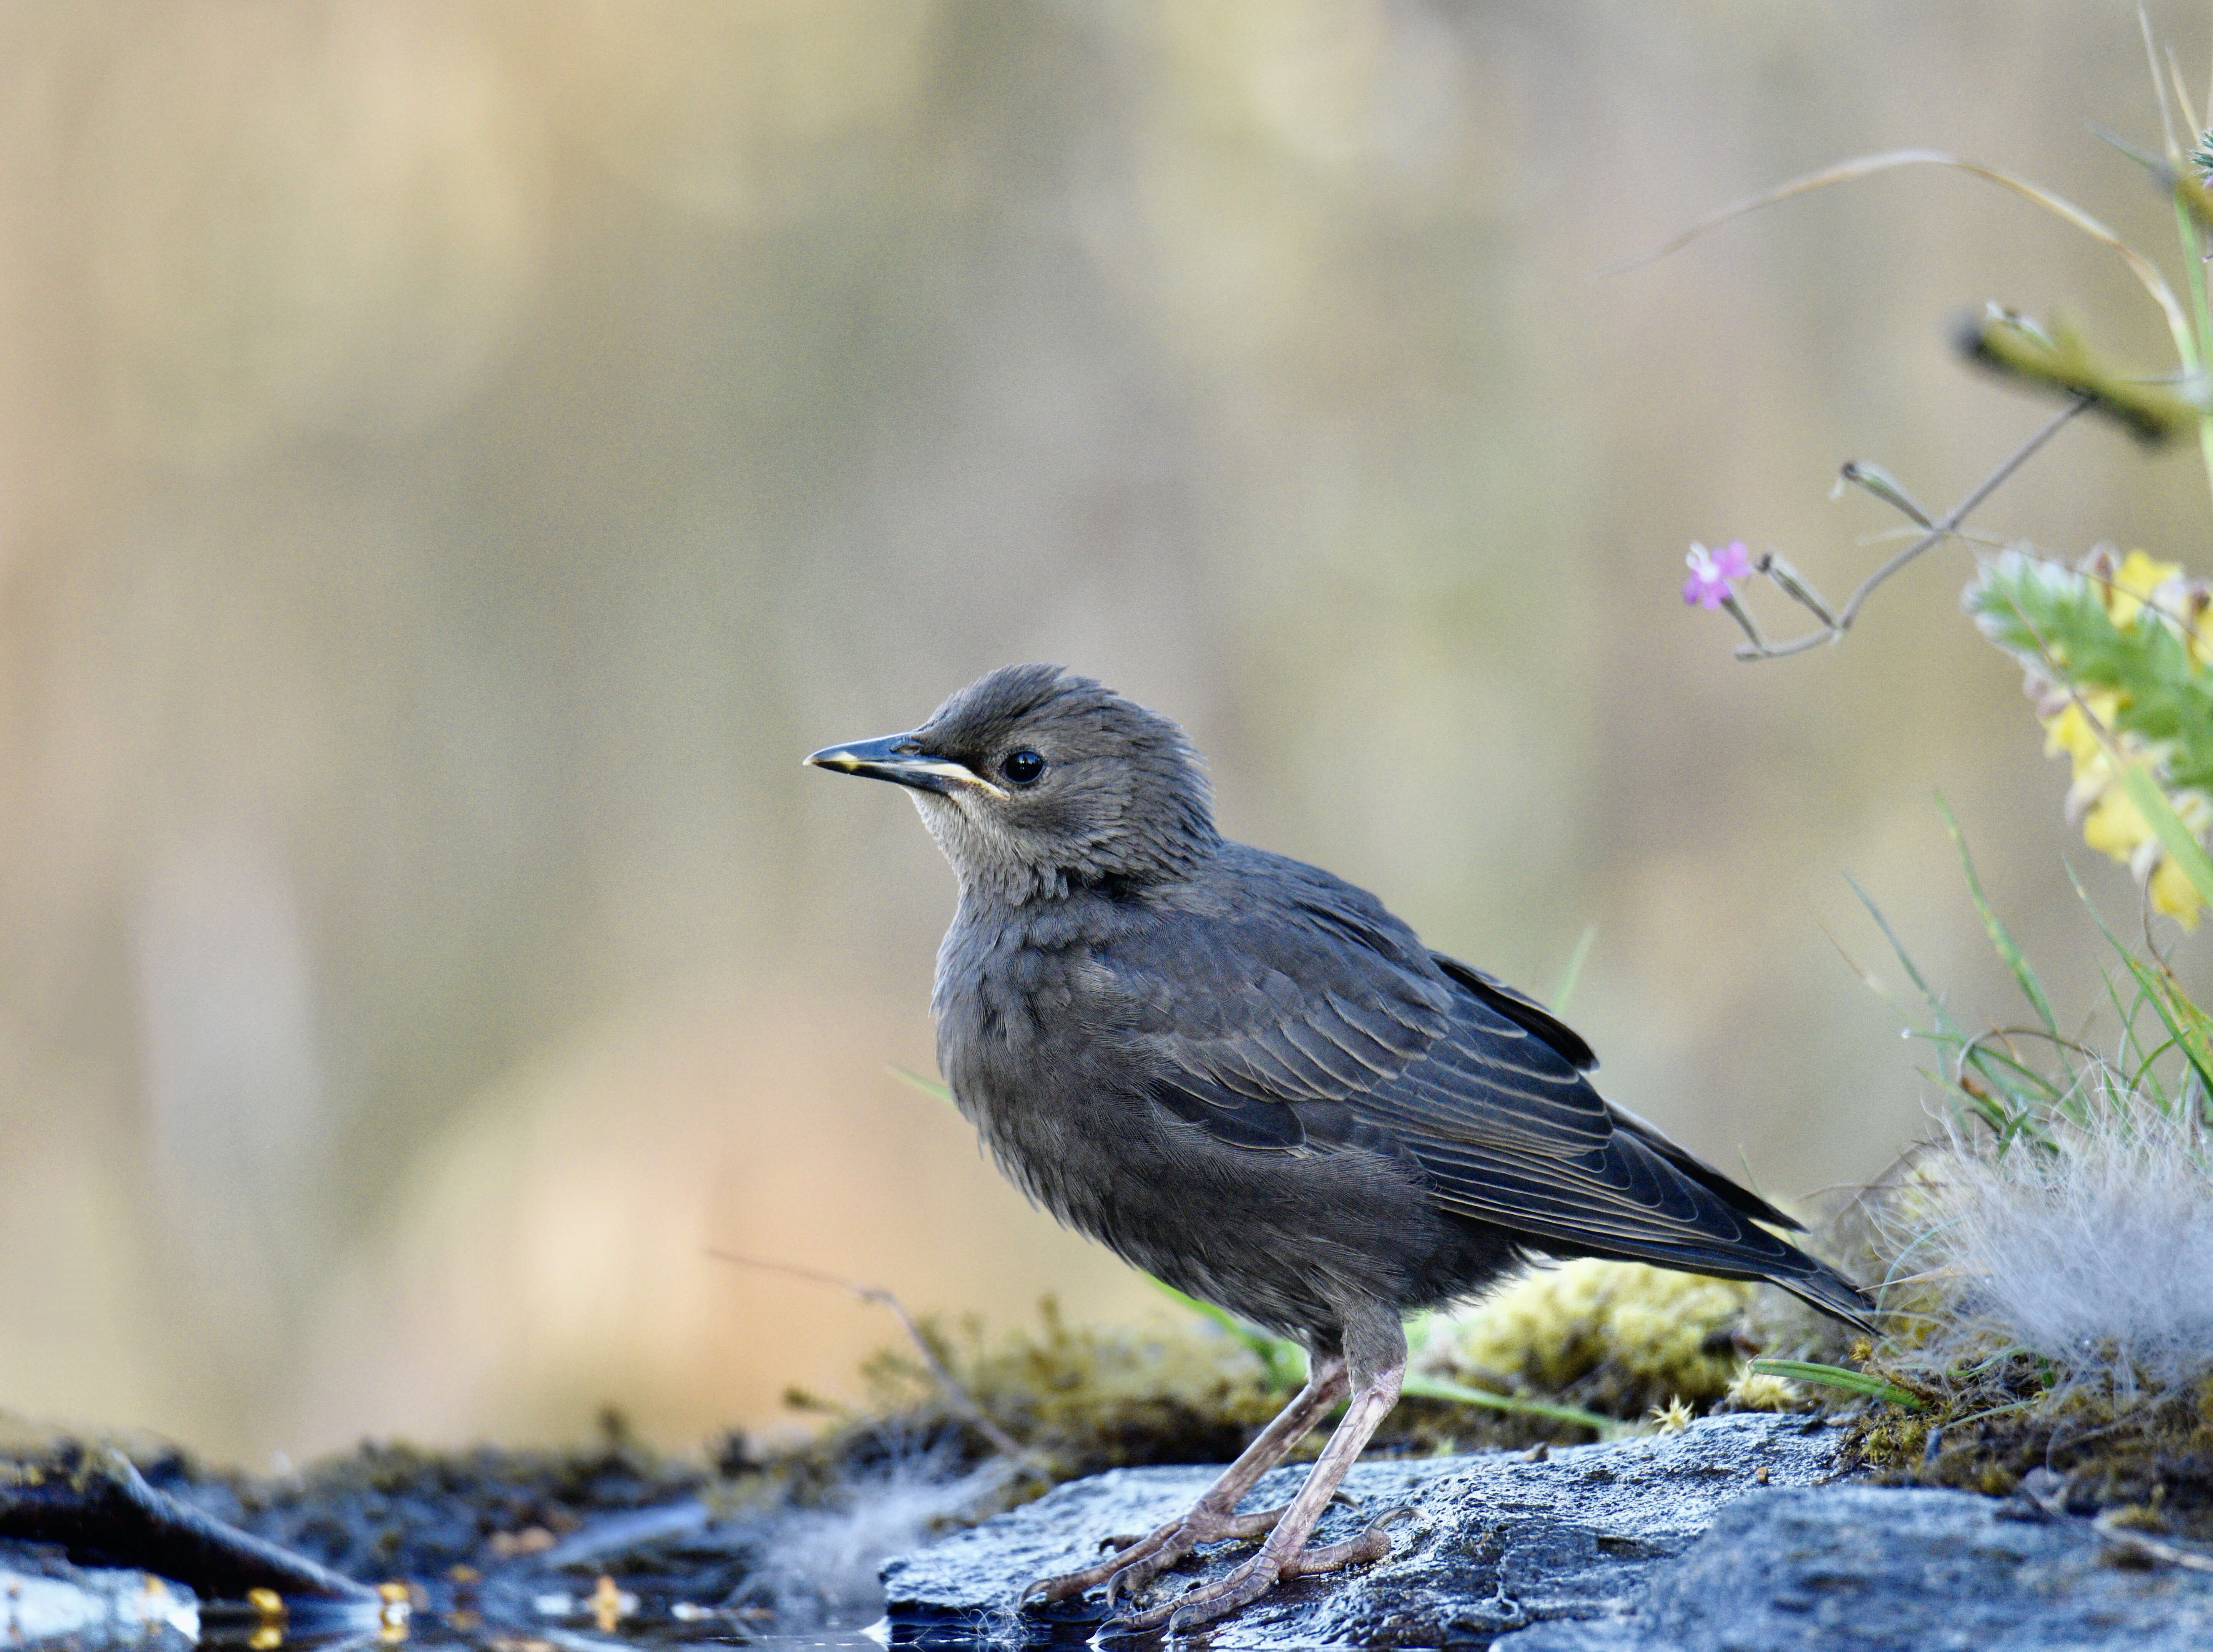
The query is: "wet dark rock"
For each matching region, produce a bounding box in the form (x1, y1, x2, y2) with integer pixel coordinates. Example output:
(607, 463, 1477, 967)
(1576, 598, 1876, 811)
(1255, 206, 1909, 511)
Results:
(886, 1411, 2213, 1648)
(0, 1540, 199, 1647)
(191, 1433, 708, 1582)
(0, 1449, 374, 1603)
(882, 1411, 1840, 1646)
(1504, 1484, 2213, 1652)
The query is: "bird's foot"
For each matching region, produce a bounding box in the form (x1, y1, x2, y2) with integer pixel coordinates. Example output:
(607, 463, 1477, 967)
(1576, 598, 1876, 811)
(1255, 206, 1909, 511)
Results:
(1017, 1500, 1293, 1610)
(1101, 1504, 1415, 1635)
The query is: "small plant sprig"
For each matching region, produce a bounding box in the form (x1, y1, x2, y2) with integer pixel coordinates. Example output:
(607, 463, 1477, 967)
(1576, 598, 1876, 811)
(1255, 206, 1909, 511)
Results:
(1969, 544, 2213, 928)
(1662, 18, 2213, 933)
(1655, 18, 2213, 664)
(1677, 399, 2092, 661)
(1656, 26, 2213, 1469)
(1839, 809, 2213, 1157)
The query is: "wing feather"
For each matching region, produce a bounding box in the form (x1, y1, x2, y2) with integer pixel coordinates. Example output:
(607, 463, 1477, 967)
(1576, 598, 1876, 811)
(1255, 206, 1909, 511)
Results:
(1074, 849, 1864, 1322)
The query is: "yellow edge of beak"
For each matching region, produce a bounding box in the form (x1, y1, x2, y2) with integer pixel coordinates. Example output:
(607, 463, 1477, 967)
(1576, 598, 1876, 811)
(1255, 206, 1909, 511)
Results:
(804, 749, 1009, 801)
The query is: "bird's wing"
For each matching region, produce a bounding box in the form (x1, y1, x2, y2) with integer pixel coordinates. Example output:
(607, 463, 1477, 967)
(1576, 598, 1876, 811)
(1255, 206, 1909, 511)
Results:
(1083, 870, 1450, 1134)
(1430, 953, 1598, 1071)
(1083, 864, 1598, 1152)
(1086, 873, 1864, 1321)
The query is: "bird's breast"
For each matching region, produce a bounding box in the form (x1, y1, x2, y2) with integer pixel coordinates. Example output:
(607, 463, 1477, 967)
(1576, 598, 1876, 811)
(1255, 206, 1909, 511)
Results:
(932, 909, 1163, 1219)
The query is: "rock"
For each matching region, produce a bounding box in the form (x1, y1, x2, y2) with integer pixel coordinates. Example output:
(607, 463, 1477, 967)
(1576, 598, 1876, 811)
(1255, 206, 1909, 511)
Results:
(883, 1411, 2213, 1647)
(1, 1448, 375, 1603)
(0, 1540, 201, 1648)
(882, 1411, 1841, 1646)
(1499, 1484, 2213, 1652)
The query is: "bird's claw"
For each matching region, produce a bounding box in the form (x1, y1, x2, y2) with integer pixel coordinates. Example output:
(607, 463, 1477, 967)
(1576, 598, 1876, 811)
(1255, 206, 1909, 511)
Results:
(1100, 1534, 1189, 1609)
(1102, 1505, 1418, 1634)
(1022, 1499, 1298, 1615)
(1105, 1555, 1281, 1636)
(1021, 1521, 1180, 1608)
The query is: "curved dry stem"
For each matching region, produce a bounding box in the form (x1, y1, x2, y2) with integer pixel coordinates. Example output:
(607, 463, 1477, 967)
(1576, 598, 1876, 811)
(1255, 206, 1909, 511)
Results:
(1604, 149, 2189, 351)
(1958, 1024, 2102, 1066)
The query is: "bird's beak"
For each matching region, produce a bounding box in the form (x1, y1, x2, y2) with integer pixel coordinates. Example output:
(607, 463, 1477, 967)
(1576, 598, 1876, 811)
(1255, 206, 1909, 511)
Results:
(804, 732, 1009, 799)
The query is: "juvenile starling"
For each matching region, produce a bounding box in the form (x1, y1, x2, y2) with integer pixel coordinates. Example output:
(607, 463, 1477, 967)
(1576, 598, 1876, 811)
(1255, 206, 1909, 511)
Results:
(807, 664, 1872, 1632)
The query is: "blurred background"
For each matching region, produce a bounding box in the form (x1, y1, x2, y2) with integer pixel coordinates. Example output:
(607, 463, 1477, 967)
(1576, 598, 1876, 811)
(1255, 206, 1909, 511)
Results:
(2, 0, 2210, 1469)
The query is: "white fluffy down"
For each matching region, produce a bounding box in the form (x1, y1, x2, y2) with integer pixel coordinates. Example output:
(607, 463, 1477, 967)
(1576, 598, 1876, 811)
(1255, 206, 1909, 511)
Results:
(1909, 1102, 2213, 1388)
(740, 1458, 1016, 1627)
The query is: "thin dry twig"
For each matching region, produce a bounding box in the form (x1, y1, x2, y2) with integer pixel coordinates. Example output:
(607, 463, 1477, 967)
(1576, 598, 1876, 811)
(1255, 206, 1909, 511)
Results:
(2096, 1509, 2213, 1572)
(1733, 396, 2092, 661)
(708, 1249, 1042, 1468)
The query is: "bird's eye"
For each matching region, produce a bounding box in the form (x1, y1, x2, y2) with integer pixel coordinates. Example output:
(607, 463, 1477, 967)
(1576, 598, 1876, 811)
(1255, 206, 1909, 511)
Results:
(999, 749, 1047, 785)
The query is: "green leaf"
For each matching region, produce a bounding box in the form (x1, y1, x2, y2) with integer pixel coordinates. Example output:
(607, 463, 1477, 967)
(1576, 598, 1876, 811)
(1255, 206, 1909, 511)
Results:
(1750, 1359, 1926, 1410)
(1968, 549, 2213, 795)
(1938, 795, 2058, 1035)
(1959, 307, 2196, 443)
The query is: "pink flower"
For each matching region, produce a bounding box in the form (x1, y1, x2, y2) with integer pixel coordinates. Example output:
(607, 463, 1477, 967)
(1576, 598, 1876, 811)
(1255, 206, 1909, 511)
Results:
(1682, 540, 1751, 609)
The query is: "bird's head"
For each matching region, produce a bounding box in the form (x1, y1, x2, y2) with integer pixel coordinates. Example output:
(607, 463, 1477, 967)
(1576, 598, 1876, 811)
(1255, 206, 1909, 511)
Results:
(807, 663, 1218, 902)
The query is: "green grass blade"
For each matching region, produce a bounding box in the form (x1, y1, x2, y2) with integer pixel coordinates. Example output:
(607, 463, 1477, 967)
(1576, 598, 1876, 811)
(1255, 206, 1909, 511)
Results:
(2130, 1033, 2183, 1107)
(2101, 961, 2153, 1079)
(2065, 860, 2213, 1092)
(1750, 1359, 1926, 1410)
(1955, 1038, 2065, 1094)
(1938, 796, 2057, 1034)
(2114, 947, 2213, 1092)
(889, 1065, 956, 1104)
(1399, 1375, 1623, 1438)
(2118, 765, 2213, 913)
(1550, 923, 1598, 1013)
(1846, 872, 2062, 1135)
(1845, 874, 1969, 1044)
(2168, 186, 2213, 511)
(1144, 1276, 1307, 1387)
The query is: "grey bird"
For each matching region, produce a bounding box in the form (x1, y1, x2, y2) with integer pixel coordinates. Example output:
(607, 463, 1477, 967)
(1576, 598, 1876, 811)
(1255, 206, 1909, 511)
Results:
(807, 664, 1872, 1633)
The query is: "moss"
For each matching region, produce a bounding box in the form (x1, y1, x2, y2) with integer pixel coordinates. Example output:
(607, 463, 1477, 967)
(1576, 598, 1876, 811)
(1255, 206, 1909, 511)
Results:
(1416, 1259, 1766, 1422)
(799, 1296, 1293, 1492)
(0, 1263, 1881, 1601)
(1842, 1373, 2213, 1541)
(1719, 1368, 1810, 1413)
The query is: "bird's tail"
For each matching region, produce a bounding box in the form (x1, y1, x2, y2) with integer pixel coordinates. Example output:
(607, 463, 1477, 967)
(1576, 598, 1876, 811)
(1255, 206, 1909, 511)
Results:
(1764, 1250, 1878, 1336)
(1547, 1232, 1878, 1336)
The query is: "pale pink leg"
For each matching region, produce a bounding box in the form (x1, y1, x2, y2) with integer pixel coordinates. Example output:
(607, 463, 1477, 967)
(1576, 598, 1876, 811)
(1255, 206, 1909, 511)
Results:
(1106, 1339, 1408, 1634)
(1018, 1352, 1349, 1608)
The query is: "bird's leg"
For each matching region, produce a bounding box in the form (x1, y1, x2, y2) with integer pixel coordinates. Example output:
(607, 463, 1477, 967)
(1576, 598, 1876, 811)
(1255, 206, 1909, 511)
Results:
(1106, 1315, 1408, 1635)
(1018, 1352, 1349, 1609)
